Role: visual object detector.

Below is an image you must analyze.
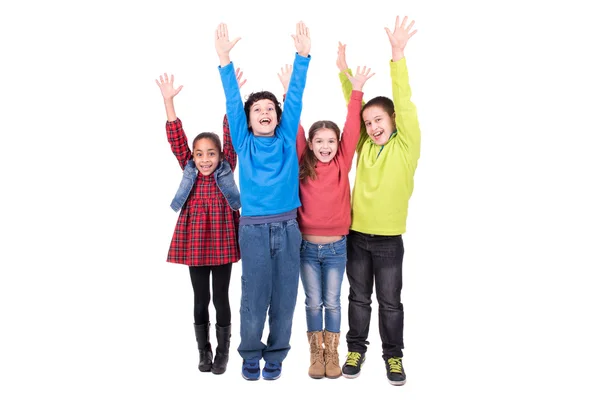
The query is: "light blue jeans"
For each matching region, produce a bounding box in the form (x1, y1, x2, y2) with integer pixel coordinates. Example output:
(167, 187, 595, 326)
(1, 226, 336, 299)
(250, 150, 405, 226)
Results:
(237, 219, 302, 363)
(299, 236, 347, 333)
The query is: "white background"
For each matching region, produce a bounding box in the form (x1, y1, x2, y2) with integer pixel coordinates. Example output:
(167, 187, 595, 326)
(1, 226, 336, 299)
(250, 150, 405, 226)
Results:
(1, 0, 599, 398)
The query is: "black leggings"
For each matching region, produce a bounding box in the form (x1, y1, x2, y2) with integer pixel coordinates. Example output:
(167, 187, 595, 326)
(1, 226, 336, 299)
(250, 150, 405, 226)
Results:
(189, 263, 232, 327)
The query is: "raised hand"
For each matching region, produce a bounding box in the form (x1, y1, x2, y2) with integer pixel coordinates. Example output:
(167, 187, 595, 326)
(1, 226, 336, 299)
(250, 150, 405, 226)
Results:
(235, 67, 247, 89)
(215, 23, 241, 66)
(345, 66, 375, 92)
(385, 16, 417, 60)
(155, 73, 183, 100)
(336, 42, 348, 72)
(277, 64, 292, 94)
(291, 21, 311, 57)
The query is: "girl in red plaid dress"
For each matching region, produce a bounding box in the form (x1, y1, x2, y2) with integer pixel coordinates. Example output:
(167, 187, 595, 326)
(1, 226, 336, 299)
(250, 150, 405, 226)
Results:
(156, 72, 241, 375)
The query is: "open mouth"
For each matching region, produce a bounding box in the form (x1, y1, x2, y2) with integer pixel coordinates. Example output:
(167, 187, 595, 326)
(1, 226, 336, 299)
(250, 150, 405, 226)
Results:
(372, 130, 383, 139)
(259, 118, 271, 125)
(199, 164, 213, 171)
(319, 151, 331, 157)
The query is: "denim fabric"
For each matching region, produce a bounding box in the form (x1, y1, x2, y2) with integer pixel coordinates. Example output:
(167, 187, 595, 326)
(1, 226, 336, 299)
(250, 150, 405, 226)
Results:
(345, 230, 404, 358)
(299, 237, 347, 332)
(237, 218, 302, 363)
(170, 159, 241, 212)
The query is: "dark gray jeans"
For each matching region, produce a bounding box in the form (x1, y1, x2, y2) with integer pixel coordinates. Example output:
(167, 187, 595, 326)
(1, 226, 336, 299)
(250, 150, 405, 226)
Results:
(346, 230, 404, 359)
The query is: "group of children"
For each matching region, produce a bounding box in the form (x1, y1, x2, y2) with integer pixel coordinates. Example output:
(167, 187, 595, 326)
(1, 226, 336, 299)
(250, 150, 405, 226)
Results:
(156, 15, 420, 387)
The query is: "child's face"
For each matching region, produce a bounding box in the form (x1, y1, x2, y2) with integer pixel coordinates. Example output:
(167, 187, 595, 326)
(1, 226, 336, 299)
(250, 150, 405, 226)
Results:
(249, 99, 277, 136)
(362, 106, 396, 146)
(193, 138, 221, 176)
(308, 128, 339, 163)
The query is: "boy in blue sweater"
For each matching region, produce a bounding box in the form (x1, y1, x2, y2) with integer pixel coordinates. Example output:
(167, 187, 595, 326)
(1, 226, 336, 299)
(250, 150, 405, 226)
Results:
(215, 21, 311, 381)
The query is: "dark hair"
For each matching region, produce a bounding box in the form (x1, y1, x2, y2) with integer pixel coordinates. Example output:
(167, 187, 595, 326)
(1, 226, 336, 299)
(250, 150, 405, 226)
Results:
(243, 91, 282, 129)
(362, 96, 395, 123)
(299, 120, 341, 181)
(192, 132, 223, 158)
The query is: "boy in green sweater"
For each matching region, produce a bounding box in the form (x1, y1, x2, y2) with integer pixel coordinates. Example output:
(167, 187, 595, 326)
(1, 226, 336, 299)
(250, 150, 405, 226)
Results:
(337, 15, 420, 386)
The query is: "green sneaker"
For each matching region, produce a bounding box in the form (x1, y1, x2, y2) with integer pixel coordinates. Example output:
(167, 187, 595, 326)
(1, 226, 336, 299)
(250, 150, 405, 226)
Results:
(385, 357, 406, 386)
(342, 352, 365, 378)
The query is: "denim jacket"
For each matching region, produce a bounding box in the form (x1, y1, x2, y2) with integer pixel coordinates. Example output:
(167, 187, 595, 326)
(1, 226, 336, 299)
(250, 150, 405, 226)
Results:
(170, 159, 241, 212)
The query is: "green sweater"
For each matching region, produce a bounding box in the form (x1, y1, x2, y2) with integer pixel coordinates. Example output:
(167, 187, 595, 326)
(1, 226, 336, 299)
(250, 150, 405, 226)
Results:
(339, 58, 421, 235)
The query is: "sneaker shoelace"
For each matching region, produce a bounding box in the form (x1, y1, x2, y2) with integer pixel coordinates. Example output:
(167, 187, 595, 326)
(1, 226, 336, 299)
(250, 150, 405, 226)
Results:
(387, 357, 403, 373)
(345, 352, 362, 367)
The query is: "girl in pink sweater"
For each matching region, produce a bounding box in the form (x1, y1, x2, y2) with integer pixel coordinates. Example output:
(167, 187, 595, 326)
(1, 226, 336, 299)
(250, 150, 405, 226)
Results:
(277, 59, 374, 379)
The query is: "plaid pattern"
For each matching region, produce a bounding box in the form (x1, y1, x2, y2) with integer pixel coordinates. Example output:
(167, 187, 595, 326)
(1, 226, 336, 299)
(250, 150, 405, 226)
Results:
(166, 116, 240, 266)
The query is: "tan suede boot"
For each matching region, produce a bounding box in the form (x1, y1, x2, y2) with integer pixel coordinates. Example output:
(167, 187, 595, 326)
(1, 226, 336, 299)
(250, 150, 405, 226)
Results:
(324, 330, 342, 378)
(307, 331, 325, 379)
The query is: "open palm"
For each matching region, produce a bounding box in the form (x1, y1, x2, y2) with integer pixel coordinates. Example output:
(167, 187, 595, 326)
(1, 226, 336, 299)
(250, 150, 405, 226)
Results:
(385, 16, 417, 52)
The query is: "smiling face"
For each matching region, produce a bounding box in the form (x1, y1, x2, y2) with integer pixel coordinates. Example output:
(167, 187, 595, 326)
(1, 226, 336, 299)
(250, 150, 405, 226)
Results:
(192, 138, 221, 176)
(249, 99, 278, 136)
(362, 105, 396, 146)
(308, 128, 339, 163)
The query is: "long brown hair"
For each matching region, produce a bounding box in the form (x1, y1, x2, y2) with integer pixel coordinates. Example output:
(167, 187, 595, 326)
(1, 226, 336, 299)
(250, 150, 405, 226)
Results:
(299, 120, 341, 181)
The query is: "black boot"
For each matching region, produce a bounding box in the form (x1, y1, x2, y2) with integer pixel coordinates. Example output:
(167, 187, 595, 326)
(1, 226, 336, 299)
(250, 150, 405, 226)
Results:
(193, 323, 213, 372)
(212, 324, 231, 375)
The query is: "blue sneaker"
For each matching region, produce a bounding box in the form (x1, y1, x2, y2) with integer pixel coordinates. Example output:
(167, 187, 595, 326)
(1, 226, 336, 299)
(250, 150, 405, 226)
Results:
(262, 361, 282, 380)
(241, 359, 260, 381)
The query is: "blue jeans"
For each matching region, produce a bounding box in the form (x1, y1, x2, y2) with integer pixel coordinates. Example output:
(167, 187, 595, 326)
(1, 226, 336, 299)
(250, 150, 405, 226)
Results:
(300, 237, 347, 333)
(346, 230, 404, 359)
(237, 219, 302, 363)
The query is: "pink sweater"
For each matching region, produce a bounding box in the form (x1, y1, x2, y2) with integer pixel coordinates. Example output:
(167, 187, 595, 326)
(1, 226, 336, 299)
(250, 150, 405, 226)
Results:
(296, 90, 363, 235)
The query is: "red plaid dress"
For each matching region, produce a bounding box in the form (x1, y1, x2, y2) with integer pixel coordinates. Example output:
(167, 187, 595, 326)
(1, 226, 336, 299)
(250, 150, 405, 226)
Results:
(166, 116, 240, 266)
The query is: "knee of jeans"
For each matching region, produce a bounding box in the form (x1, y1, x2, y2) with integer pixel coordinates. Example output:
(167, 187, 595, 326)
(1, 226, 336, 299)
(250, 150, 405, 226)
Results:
(323, 301, 341, 312)
(305, 297, 323, 310)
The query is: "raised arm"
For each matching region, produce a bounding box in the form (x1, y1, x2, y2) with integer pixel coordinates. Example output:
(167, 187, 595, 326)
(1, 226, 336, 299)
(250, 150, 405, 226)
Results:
(338, 66, 374, 169)
(280, 21, 311, 145)
(336, 42, 353, 105)
(156, 73, 190, 169)
(215, 23, 248, 151)
(386, 15, 421, 168)
(222, 67, 246, 170)
(336, 43, 369, 154)
(279, 63, 307, 160)
(222, 114, 236, 170)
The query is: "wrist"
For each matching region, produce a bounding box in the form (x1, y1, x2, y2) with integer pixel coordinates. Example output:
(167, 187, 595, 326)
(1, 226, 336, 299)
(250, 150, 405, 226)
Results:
(391, 49, 405, 62)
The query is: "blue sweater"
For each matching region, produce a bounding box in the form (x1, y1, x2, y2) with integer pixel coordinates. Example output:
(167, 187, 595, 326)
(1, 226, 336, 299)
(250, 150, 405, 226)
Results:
(218, 53, 310, 217)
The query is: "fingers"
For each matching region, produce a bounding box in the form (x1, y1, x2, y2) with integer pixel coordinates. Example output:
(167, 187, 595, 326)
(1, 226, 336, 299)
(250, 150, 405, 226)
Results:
(296, 21, 309, 38)
(406, 19, 415, 32)
(355, 66, 375, 80)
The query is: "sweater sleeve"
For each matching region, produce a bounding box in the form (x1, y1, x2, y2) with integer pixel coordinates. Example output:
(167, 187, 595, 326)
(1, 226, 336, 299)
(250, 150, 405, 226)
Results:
(279, 53, 311, 146)
(218, 62, 249, 152)
(338, 69, 369, 157)
(296, 124, 307, 162)
(390, 58, 421, 169)
(166, 118, 192, 170)
(338, 90, 363, 170)
(222, 114, 237, 171)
